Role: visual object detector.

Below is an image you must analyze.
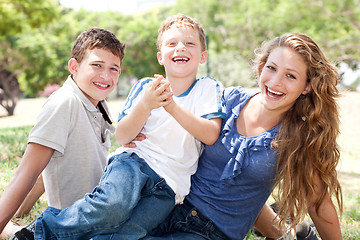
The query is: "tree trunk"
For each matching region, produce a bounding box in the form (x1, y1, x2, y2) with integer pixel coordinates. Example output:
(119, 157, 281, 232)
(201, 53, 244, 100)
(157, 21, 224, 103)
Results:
(0, 70, 21, 116)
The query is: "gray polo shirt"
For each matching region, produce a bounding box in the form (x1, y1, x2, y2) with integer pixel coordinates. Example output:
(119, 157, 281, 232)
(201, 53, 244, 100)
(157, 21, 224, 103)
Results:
(28, 76, 115, 209)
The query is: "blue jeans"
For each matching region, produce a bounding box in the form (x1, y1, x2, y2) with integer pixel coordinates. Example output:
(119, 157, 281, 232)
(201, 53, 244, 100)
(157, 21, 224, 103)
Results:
(34, 152, 175, 240)
(144, 199, 230, 240)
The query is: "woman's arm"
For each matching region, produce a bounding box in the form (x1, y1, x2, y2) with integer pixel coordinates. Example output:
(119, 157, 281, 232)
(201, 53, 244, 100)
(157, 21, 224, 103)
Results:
(253, 204, 283, 239)
(308, 172, 342, 240)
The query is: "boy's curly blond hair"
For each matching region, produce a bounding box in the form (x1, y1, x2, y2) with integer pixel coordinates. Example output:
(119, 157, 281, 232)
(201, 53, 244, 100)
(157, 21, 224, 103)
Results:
(156, 13, 206, 52)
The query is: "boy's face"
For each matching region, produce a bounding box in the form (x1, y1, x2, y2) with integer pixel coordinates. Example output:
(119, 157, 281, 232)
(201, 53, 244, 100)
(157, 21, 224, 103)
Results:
(157, 25, 207, 80)
(69, 48, 121, 106)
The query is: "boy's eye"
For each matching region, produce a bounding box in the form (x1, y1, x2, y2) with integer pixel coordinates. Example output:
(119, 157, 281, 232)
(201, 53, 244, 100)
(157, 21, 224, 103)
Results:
(92, 63, 101, 67)
(186, 42, 195, 46)
(111, 67, 119, 72)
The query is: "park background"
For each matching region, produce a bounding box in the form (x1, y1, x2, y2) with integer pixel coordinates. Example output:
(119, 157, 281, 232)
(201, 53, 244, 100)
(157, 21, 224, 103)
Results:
(0, 0, 359, 239)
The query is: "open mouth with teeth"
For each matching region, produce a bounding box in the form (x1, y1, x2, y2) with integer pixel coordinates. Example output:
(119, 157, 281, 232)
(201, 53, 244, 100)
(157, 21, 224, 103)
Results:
(172, 57, 190, 63)
(266, 86, 284, 98)
(94, 82, 110, 89)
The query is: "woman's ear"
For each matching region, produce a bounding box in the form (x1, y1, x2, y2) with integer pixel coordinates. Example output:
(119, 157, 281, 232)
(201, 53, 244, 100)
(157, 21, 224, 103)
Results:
(302, 83, 312, 95)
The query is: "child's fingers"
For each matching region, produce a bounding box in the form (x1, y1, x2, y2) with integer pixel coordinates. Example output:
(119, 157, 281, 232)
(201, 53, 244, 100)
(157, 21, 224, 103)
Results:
(160, 96, 173, 107)
(154, 74, 164, 85)
(154, 74, 163, 78)
(159, 90, 173, 102)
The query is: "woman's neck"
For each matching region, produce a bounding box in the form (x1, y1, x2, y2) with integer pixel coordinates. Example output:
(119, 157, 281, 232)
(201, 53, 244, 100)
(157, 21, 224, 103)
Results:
(237, 94, 282, 137)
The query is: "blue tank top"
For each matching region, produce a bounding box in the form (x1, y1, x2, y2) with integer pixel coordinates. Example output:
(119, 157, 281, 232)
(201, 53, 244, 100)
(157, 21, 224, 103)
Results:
(186, 86, 279, 240)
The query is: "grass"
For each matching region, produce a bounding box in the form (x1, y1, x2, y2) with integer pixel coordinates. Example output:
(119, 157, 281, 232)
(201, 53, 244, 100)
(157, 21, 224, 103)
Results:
(0, 91, 360, 239)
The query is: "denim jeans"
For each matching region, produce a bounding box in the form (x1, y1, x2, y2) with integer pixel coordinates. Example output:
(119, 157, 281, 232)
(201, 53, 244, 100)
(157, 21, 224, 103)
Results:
(34, 152, 175, 240)
(145, 199, 230, 240)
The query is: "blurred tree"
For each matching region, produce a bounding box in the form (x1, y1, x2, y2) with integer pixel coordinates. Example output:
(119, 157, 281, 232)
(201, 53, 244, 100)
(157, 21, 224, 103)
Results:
(2, 0, 359, 116)
(16, 9, 92, 96)
(17, 7, 171, 97)
(116, 8, 173, 79)
(176, 0, 360, 86)
(0, 0, 59, 115)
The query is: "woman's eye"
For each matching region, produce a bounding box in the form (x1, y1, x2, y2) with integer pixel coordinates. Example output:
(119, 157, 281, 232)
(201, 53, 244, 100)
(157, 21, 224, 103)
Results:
(287, 74, 296, 79)
(266, 66, 275, 71)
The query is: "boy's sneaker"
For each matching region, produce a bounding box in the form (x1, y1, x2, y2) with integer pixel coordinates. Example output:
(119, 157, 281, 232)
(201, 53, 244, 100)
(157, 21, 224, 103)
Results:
(9, 220, 35, 240)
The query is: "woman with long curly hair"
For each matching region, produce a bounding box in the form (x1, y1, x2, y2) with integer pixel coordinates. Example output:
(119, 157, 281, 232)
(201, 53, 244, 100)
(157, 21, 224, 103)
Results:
(260, 33, 343, 239)
(146, 33, 343, 240)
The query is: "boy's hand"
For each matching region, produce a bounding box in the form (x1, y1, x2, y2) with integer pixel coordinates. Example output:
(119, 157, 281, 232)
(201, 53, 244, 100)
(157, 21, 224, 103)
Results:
(122, 133, 146, 148)
(141, 75, 173, 111)
(154, 74, 175, 110)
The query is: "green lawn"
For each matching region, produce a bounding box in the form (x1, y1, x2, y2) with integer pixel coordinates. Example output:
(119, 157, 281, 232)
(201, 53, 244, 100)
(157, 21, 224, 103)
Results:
(0, 125, 359, 239)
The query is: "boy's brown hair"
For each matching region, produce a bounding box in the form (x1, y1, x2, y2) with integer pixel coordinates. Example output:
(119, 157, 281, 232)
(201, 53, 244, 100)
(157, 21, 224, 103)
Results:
(71, 28, 126, 64)
(156, 14, 206, 52)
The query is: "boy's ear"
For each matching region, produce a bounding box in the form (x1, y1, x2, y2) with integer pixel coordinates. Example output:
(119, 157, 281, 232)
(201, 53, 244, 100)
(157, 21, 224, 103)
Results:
(157, 51, 163, 65)
(200, 50, 208, 64)
(68, 58, 79, 75)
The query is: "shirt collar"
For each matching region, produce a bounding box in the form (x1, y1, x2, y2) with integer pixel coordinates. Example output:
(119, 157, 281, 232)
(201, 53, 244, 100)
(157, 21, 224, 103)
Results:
(63, 75, 98, 112)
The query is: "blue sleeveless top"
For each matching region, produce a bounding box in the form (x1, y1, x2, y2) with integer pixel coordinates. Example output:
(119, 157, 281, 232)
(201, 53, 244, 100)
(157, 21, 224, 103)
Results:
(186, 86, 279, 240)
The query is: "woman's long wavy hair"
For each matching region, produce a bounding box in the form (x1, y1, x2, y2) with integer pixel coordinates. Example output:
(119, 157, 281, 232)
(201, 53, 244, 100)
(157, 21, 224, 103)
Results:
(254, 33, 343, 231)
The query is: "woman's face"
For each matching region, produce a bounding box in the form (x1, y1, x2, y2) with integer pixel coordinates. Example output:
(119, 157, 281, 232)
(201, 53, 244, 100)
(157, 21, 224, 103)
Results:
(259, 47, 311, 114)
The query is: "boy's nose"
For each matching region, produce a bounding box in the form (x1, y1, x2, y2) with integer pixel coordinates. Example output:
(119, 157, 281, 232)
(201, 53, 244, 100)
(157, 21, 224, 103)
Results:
(100, 69, 111, 79)
(175, 42, 186, 51)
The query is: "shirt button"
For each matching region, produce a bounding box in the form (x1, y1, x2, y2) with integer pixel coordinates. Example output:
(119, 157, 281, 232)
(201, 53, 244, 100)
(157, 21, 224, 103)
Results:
(191, 210, 197, 217)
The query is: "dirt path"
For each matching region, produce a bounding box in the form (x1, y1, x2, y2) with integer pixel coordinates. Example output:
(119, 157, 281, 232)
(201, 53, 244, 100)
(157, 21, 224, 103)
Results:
(0, 97, 125, 128)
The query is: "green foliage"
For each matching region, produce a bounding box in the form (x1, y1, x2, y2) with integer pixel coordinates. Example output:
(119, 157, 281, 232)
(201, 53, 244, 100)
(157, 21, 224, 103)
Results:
(346, 208, 360, 221)
(117, 14, 164, 78)
(2, 0, 360, 100)
(0, 0, 59, 36)
(343, 193, 360, 221)
(197, 49, 254, 87)
(0, 0, 63, 98)
(342, 229, 360, 240)
(175, 0, 360, 65)
(15, 9, 85, 95)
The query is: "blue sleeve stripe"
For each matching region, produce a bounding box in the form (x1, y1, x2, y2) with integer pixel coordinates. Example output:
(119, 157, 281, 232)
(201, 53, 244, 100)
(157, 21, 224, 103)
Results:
(117, 78, 153, 122)
(215, 79, 225, 113)
(205, 77, 225, 114)
(202, 112, 227, 120)
(197, 77, 225, 120)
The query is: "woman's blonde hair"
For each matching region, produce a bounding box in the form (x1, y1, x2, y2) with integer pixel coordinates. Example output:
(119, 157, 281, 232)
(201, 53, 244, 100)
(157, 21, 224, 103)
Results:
(254, 33, 343, 230)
